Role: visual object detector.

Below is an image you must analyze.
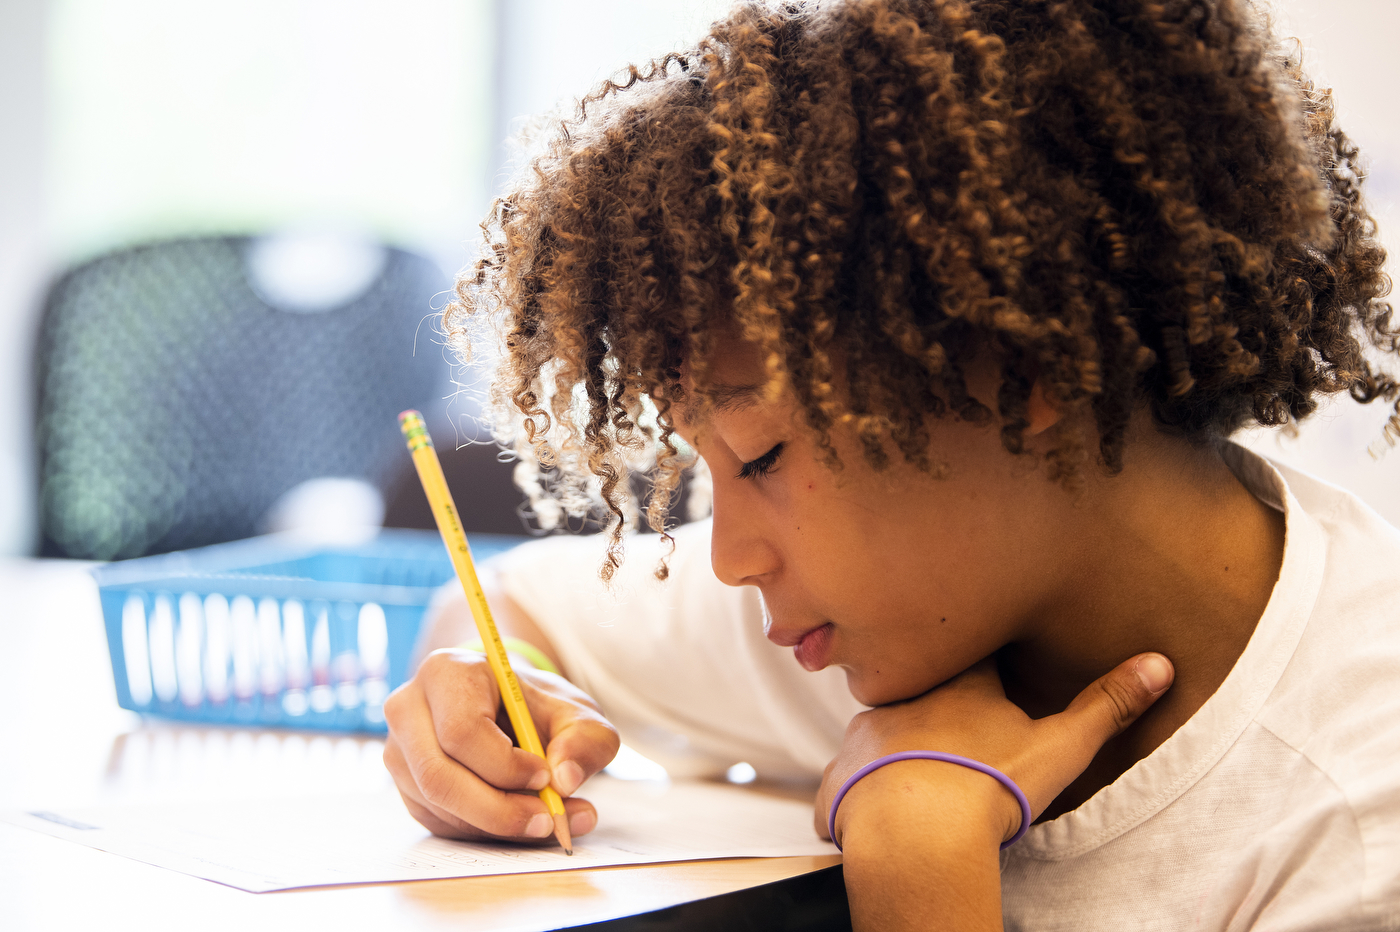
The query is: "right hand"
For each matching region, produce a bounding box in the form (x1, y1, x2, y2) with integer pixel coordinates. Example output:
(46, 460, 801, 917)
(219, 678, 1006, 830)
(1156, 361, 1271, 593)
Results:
(383, 648, 621, 844)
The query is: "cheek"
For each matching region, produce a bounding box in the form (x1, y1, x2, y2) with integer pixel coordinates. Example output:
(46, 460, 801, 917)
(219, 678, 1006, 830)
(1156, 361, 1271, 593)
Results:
(773, 470, 829, 537)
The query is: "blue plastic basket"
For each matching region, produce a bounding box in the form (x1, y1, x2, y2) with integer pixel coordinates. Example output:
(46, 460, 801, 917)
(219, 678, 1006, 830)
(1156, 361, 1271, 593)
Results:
(93, 529, 523, 733)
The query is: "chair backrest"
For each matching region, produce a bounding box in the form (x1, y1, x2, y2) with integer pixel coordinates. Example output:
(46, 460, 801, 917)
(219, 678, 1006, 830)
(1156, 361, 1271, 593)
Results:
(36, 235, 446, 559)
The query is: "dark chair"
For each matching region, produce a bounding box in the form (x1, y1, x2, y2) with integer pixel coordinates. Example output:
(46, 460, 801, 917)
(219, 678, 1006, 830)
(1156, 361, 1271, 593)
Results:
(35, 234, 448, 559)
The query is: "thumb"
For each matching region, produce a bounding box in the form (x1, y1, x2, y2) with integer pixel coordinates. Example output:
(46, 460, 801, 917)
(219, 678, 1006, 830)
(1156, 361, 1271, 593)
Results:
(1052, 652, 1174, 770)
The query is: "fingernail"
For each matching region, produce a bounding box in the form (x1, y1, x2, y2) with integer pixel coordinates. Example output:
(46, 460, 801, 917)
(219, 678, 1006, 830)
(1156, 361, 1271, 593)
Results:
(554, 760, 585, 796)
(1135, 654, 1173, 693)
(526, 769, 550, 791)
(569, 810, 596, 836)
(525, 813, 554, 838)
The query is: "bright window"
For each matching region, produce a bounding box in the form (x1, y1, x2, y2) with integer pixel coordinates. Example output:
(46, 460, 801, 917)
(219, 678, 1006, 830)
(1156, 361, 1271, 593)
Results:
(47, 0, 493, 266)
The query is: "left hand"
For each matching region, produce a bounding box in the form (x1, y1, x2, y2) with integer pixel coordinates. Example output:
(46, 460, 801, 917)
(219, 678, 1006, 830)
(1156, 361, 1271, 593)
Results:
(817, 652, 1175, 847)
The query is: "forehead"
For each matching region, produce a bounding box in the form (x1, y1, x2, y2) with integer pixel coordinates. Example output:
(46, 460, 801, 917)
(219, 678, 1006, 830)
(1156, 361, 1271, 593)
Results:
(676, 333, 770, 423)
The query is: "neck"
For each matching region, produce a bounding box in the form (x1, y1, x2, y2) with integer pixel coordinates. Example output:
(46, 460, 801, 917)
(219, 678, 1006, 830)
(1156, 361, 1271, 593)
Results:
(999, 426, 1285, 819)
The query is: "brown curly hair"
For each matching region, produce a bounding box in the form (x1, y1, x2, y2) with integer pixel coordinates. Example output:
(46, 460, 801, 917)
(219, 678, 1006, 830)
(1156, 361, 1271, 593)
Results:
(447, 0, 1398, 580)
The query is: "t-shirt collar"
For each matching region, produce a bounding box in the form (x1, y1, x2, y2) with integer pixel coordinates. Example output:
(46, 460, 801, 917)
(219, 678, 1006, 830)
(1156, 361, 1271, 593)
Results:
(1009, 442, 1326, 860)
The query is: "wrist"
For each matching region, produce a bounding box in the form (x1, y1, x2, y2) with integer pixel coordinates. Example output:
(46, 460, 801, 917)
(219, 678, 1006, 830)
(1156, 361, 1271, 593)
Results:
(836, 760, 1012, 854)
(841, 770, 1008, 932)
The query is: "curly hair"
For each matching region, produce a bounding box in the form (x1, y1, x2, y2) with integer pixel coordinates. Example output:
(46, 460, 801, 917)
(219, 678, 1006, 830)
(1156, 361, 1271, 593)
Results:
(447, 0, 1398, 580)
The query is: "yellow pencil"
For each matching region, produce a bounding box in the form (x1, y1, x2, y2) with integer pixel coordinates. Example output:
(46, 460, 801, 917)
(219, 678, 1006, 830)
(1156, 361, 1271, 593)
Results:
(398, 409, 573, 855)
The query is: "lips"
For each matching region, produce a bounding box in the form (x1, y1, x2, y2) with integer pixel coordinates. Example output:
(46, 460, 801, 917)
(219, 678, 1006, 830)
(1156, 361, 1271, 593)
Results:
(764, 619, 807, 647)
(759, 595, 835, 670)
(771, 622, 833, 671)
(793, 623, 834, 671)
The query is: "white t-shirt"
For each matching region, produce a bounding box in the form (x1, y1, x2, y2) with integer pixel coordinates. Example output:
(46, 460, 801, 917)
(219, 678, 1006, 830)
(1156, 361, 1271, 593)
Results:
(494, 445, 1400, 930)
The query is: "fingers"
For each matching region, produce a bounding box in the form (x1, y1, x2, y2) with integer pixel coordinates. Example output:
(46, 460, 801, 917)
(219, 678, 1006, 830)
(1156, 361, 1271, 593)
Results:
(563, 796, 599, 838)
(417, 650, 553, 791)
(395, 771, 601, 844)
(383, 680, 555, 839)
(396, 786, 481, 840)
(384, 649, 618, 845)
(386, 722, 601, 843)
(418, 652, 617, 797)
(1054, 652, 1174, 765)
(521, 671, 621, 797)
(545, 716, 620, 796)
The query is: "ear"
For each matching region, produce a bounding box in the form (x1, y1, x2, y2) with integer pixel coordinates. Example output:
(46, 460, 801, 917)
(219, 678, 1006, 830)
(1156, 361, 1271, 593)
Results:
(1024, 381, 1063, 437)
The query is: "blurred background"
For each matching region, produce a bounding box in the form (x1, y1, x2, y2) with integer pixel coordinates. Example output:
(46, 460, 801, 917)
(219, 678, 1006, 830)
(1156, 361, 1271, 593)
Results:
(0, 0, 1396, 559)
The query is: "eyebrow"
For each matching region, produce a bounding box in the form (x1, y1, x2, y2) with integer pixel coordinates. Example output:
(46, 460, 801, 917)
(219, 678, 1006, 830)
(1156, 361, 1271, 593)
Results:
(677, 383, 761, 425)
(710, 384, 762, 413)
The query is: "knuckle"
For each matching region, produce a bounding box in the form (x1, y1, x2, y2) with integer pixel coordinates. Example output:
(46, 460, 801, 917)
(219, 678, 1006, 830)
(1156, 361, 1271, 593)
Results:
(382, 686, 411, 726)
(415, 756, 460, 810)
(436, 729, 470, 765)
(413, 755, 523, 838)
(571, 706, 613, 735)
(574, 716, 620, 751)
(435, 733, 468, 767)
(439, 719, 504, 772)
(1096, 679, 1137, 729)
(464, 665, 499, 699)
(582, 732, 623, 772)
(420, 650, 453, 676)
(550, 730, 611, 775)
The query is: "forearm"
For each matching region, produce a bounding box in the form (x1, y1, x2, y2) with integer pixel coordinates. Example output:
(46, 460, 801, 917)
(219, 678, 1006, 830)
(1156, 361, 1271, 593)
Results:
(414, 566, 565, 675)
(838, 764, 1006, 932)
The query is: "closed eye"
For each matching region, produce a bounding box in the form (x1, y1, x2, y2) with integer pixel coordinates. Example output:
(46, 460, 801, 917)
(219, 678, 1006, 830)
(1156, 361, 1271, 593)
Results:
(737, 443, 784, 481)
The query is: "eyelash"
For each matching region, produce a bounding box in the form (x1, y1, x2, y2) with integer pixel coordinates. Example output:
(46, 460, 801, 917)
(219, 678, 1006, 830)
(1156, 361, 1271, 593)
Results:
(736, 443, 784, 481)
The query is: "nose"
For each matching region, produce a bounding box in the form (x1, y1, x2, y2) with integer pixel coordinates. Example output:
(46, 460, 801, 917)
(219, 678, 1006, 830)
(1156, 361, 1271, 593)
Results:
(709, 483, 781, 587)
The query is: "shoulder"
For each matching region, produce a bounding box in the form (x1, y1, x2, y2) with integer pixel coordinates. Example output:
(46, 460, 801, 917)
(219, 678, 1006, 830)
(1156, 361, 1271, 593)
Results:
(1258, 460, 1400, 906)
(488, 522, 760, 672)
(1270, 457, 1400, 652)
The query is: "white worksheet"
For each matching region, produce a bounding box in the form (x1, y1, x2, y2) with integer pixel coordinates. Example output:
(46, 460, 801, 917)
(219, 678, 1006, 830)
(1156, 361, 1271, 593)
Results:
(3, 776, 837, 892)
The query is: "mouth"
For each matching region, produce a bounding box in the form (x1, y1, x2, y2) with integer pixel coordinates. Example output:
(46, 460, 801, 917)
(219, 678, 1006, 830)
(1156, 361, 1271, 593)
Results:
(765, 619, 835, 672)
(758, 595, 836, 671)
(792, 624, 834, 671)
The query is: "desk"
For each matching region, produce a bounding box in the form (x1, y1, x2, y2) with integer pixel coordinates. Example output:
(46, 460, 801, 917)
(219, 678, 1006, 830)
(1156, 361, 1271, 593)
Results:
(0, 560, 842, 931)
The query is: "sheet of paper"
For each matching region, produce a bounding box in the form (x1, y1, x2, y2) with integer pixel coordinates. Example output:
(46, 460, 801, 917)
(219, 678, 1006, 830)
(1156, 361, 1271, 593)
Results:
(2, 775, 837, 892)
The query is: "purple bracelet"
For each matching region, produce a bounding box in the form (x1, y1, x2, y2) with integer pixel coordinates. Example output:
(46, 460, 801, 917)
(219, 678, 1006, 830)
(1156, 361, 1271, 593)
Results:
(827, 751, 1033, 852)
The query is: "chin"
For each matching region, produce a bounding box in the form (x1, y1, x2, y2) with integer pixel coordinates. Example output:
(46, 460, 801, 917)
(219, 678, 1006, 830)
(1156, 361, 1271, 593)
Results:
(842, 668, 933, 707)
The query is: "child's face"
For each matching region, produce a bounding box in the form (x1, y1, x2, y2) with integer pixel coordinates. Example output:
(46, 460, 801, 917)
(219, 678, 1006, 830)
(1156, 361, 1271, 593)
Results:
(672, 337, 1078, 707)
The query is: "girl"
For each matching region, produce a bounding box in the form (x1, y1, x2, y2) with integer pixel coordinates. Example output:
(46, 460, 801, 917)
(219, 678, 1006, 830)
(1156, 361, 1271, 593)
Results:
(383, 1, 1400, 928)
